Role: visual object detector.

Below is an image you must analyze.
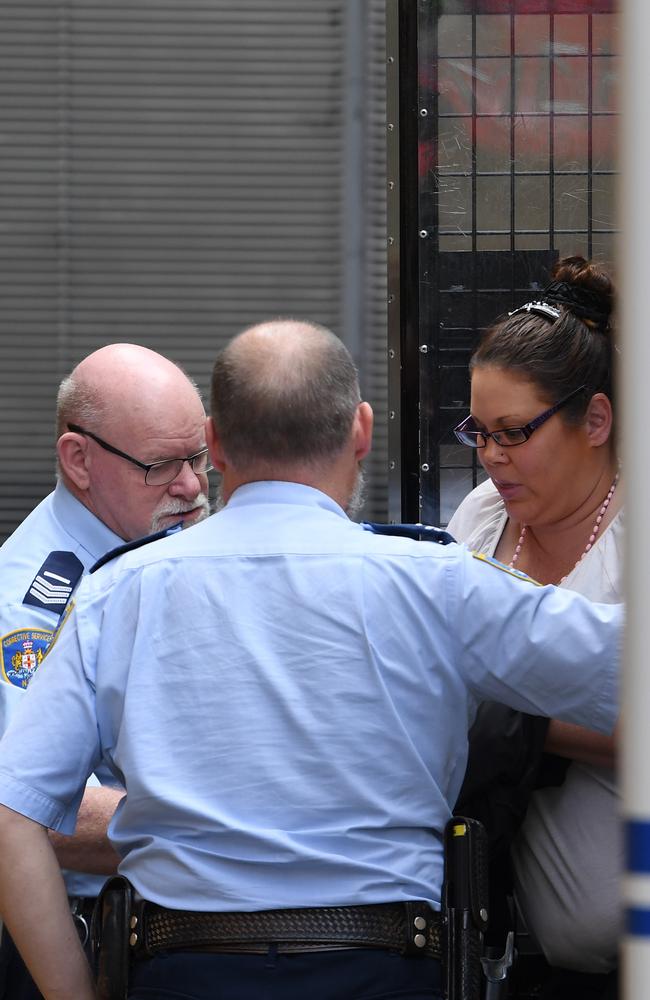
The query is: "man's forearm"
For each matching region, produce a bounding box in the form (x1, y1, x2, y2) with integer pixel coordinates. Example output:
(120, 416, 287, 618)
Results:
(0, 805, 96, 1000)
(48, 785, 124, 875)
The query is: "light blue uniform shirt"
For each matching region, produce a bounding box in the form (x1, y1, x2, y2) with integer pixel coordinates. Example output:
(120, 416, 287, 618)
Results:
(0, 482, 620, 912)
(0, 481, 124, 895)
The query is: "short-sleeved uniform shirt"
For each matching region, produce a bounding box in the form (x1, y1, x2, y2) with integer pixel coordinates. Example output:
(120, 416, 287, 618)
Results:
(0, 481, 621, 912)
(0, 481, 123, 896)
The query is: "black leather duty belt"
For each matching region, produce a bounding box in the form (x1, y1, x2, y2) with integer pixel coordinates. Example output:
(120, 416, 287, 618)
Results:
(130, 901, 442, 961)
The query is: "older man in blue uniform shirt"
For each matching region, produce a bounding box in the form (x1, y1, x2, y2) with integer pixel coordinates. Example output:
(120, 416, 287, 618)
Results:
(0, 342, 210, 999)
(0, 321, 620, 1000)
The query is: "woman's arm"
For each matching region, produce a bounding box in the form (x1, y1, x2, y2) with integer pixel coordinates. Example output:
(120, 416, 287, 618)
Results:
(544, 720, 616, 769)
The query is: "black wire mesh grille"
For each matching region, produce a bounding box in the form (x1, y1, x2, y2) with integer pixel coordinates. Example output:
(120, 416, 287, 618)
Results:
(411, 1, 617, 524)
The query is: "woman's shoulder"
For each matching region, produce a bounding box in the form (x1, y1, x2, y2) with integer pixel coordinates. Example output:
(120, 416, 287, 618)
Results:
(447, 478, 506, 553)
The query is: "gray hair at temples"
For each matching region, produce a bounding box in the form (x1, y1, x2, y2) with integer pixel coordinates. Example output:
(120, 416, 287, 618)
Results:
(470, 255, 616, 429)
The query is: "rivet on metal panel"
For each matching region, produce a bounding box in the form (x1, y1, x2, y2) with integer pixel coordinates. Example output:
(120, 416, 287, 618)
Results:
(421, 464, 430, 473)
(388, 349, 395, 359)
(387, 55, 394, 64)
(387, 123, 394, 132)
(389, 461, 396, 471)
(419, 344, 429, 354)
(389, 411, 396, 420)
(388, 181, 395, 190)
(388, 294, 395, 304)
(419, 108, 428, 117)
(419, 229, 428, 239)
(387, 236, 394, 246)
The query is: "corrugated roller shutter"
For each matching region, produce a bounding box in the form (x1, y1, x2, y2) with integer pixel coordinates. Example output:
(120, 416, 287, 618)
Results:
(0, 0, 388, 538)
(362, 0, 388, 520)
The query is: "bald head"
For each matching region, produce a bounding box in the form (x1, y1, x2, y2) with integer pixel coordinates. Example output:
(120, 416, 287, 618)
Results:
(56, 343, 201, 439)
(56, 343, 210, 540)
(210, 320, 362, 470)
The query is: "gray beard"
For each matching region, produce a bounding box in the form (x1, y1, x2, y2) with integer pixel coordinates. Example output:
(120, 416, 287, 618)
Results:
(346, 466, 366, 520)
(150, 492, 211, 533)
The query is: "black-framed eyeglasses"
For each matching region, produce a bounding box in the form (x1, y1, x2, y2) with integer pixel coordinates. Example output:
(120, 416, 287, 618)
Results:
(67, 424, 213, 485)
(453, 384, 587, 449)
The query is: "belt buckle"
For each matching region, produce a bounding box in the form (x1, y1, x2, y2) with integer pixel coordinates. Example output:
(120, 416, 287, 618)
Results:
(70, 897, 90, 948)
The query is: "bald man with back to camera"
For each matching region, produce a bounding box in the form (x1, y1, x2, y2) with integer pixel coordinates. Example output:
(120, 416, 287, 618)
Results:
(0, 320, 621, 1000)
(0, 343, 211, 1000)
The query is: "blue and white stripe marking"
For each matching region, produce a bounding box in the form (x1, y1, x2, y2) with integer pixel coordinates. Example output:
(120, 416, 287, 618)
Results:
(626, 820, 650, 936)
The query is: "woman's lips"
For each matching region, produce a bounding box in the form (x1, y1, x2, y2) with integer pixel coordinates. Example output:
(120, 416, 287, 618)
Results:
(492, 479, 523, 502)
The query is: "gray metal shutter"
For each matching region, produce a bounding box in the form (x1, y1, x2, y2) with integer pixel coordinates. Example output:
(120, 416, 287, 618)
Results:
(361, 0, 388, 521)
(0, 0, 388, 539)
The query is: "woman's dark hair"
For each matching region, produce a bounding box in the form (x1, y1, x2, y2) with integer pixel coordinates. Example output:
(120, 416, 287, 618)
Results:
(470, 255, 616, 424)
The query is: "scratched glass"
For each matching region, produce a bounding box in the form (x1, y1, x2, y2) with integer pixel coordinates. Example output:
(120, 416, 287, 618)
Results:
(437, 118, 472, 175)
(514, 115, 549, 171)
(593, 55, 619, 113)
(477, 235, 511, 251)
(515, 176, 550, 233)
(438, 176, 471, 235)
(437, 15, 472, 57)
(477, 177, 510, 233)
(437, 58, 473, 116)
(476, 15, 510, 57)
(592, 116, 616, 172)
(554, 116, 588, 172)
(554, 175, 588, 232)
(475, 58, 511, 116)
(514, 15, 549, 56)
(554, 57, 588, 112)
(592, 176, 616, 233)
(476, 117, 510, 173)
(553, 15, 588, 55)
(514, 57, 550, 115)
(593, 14, 618, 56)
(514, 233, 550, 251)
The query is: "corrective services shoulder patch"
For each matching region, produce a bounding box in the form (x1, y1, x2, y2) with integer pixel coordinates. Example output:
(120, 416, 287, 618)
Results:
(23, 551, 84, 612)
(472, 551, 542, 586)
(1, 628, 53, 689)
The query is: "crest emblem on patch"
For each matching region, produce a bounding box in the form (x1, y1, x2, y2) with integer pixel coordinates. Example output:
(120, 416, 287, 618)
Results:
(2, 629, 53, 689)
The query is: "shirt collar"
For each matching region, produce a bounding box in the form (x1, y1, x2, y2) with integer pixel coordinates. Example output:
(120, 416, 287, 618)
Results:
(226, 481, 349, 520)
(52, 481, 125, 559)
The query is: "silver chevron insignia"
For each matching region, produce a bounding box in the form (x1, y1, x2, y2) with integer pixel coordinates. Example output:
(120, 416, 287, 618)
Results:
(29, 571, 73, 606)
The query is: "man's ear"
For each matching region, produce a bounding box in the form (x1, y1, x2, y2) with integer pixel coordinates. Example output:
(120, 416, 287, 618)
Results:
(584, 392, 613, 447)
(56, 431, 91, 490)
(352, 401, 373, 462)
(206, 416, 227, 473)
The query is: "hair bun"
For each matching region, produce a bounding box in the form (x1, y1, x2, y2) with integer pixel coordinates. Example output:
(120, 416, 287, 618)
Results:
(544, 255, 614, 334)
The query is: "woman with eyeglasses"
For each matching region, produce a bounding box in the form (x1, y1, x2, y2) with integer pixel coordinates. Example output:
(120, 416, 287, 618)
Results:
(448, 255, 621, 999)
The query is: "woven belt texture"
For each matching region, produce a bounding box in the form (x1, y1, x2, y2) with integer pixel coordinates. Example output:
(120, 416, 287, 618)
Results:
(132, 902, 442, 960)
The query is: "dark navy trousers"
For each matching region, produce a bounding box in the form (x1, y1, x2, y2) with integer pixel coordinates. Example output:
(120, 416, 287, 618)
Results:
(128, 948, 443, 1000)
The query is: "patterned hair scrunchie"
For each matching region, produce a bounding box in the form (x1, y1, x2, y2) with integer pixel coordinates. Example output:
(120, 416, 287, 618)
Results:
(543, 280, 610, 332)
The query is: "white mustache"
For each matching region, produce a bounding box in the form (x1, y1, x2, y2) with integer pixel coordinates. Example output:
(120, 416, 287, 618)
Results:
(150, 493, 210, 533)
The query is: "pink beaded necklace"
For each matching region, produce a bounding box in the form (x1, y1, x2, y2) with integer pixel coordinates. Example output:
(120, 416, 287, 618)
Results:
(509, 471, 619, 584)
